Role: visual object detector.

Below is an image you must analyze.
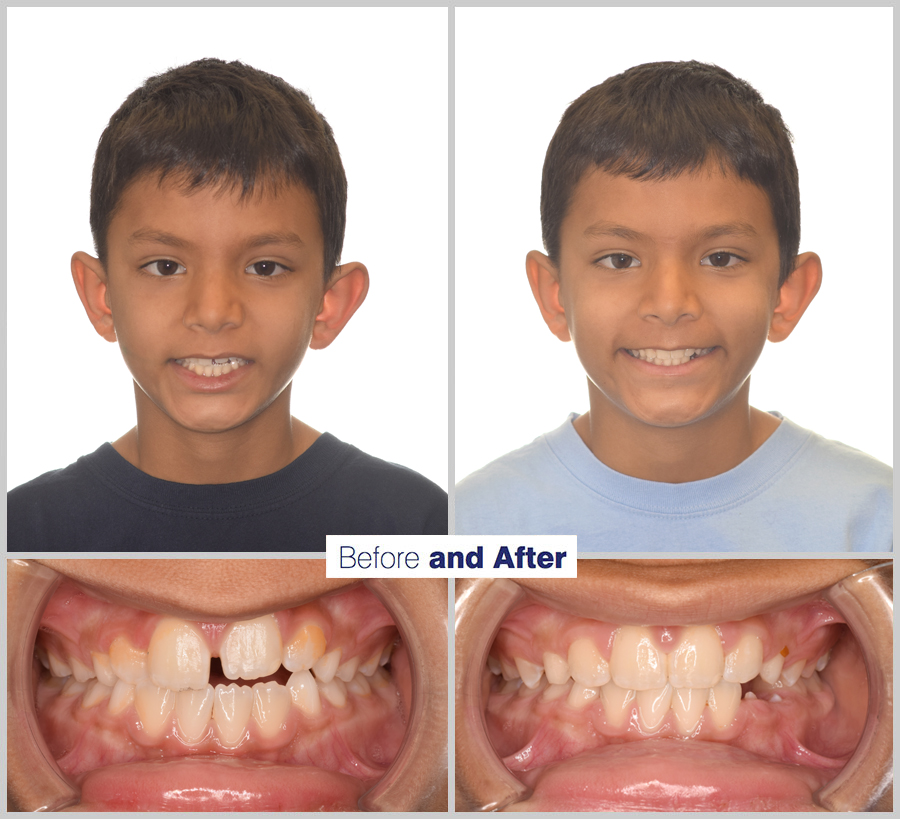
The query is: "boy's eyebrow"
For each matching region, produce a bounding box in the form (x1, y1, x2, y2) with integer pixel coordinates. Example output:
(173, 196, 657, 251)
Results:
(582, 221, 761, 242)
(127, 230, 307, 249)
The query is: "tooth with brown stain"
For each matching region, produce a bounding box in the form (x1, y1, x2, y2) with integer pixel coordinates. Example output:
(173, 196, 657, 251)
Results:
(282, 623, 326, 673)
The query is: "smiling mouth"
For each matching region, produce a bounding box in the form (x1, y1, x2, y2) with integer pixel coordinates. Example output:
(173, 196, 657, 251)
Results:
(625, 348, 714, 366)
(175, 357, 250, 377)
(26, 578, 409, 811)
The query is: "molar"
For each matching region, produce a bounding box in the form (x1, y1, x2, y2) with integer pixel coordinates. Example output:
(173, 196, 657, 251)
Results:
(707, 680, 742, 729)
(176, 685, 215, 743)
(213, 683, 252, 746)
(567, 638, 611, 687)
(636, 684, 673, 732)
(485, 655, 502, 677)
(347, 673, 372, 697)
(282, 623, 326, 673)
(252, 681, 291, 737)
(220, 615, 282, 681)
(319, 678, 349, 708)
(610, 626, 666, 690)
(47, 652, 73, 679)
(667, 625, 724, 689)
(149, 619, 210, 691)
(722, 633, 763, 684)
(287, 669, 322, 717)
(109, 636, 149, 684)
(135, 680, 176, 737)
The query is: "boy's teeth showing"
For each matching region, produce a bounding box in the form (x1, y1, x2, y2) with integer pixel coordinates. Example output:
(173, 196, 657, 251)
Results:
(148, 618, 211, 691)
(626, 346, 714, 366)
(220, 615, 282, 681)
(175, 356, 249, 377)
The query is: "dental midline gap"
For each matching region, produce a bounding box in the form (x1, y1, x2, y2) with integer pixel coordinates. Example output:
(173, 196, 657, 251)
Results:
(626, 347, 714, 365)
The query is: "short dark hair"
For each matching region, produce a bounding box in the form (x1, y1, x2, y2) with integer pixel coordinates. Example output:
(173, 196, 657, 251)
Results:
(90, 58, 346, 279)
(541, 61, 800, 285)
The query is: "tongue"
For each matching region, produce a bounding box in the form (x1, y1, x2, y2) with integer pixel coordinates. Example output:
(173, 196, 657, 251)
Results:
(508, 739, 830, 812)
(79, 757, 366, 811)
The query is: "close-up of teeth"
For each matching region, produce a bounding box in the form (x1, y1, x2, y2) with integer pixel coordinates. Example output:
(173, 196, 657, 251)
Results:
(174, 357, 249, 377)
(626, 347, 713, 366)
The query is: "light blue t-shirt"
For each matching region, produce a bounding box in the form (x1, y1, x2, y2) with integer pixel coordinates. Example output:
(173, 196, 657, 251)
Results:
(454, 414, 892, 552)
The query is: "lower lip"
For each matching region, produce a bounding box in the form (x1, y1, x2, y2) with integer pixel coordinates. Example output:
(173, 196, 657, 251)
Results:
(623, 348, 717, 375)
(170, 361, 252, 392)
(507, 739, 830, 812)
(78, 758, 367, 811)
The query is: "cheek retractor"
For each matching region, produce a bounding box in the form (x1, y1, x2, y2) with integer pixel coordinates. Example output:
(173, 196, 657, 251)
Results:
(7, 560, 79, 811)
(814, 561, 893, 812)
(455, 578, 531, 811)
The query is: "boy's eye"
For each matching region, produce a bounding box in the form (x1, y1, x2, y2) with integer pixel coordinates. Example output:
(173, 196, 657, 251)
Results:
(701, 252, 744, 268)
(246, 261, 288, 277)
(597, 253, 640, 270)
(142, 259, 186, 277)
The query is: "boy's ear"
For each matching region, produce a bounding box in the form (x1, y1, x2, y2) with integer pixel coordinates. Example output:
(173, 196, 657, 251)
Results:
(768, 252, 823, 343)
(71, 251, 117, 342)
(526, 250, 571, 342)
(309, 262, 369, 350)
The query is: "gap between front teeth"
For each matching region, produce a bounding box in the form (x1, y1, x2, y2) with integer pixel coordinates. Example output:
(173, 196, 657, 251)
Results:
(175, 357, 248, 377)
(627, 347, 713, 366)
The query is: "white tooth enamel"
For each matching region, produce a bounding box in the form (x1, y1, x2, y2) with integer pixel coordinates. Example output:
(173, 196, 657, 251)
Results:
(70, 657, 97, 683)
(567, 638, 611, 687)
(48, 653, 73, 678)
(61, 678, 88, 698)
(82, 680, 112, 708)
(379, 641, 395, 667)
(542, 682, 570, 702)
(499, 657, 520, 681)
(176, 685, 214, 743)
(287, 669, 322, 717)
(636, 684, 673, 732)
(359, 649, 384, 677)
(319, 678, 349, 708)
(36, 643, 50, 670)
(518, 674, 547, 697)
(252, 682, 291, 737)
(723, 633, 764, 684)
(109, 636, 149, 684)
(135, 680, 175, 737)
(770, 693, 783, 703)
(671, 687, 706, 735)
(707, 680, 742, 729)
(667, 625, 724, 689)
(542, 652, 570, 685)
(760, 653, 786, 685)
(744, 690, 757, 700)
(486, 655, 502, 676)
(312, 648, 341, 683)
(347, 673, 372, 697)
(801, 661, 816, 679)
(610, 626, 666, 690)
(91, 652, 117, 687)
(213, 683, 252, 746)
(599, 681, 636, 728)
(780, 660, 805, 687)
(282, 623, 327, 673)
(108, 680, 136, 714)
(336, 657, 360, 683)
(514, 657, 544, 689)
(149, 618, 210, 691)
(816, 650, 831, 672)
(220, 615, 282, 681)
(566, 682, 600, 710)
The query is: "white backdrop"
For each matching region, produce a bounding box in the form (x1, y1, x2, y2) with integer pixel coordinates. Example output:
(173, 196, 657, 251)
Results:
(7, 8, 448, 491)
(455, 7, 893, 484)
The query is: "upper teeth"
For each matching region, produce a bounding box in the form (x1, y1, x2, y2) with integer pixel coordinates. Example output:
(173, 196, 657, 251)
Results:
(627, 347, 713, 366)
(176, 357, 248, 377)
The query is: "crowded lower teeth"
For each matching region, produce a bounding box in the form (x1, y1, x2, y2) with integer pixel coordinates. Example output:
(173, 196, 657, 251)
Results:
(627, 347, 713, 366)
(175, 357, 248, 377)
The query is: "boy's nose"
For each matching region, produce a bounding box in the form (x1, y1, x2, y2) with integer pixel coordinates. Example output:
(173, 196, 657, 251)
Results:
(638, 260, 702, 325)
(182, 269, 244, 332)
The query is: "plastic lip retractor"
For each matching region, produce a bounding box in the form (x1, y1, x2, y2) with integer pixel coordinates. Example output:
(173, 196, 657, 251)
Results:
(455, 564, 893, 813)
(6, 561, 448, 812)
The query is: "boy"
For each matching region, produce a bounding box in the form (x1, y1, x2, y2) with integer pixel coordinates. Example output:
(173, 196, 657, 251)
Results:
(455, 61, 891, 551)
(9, 59, 447, 550)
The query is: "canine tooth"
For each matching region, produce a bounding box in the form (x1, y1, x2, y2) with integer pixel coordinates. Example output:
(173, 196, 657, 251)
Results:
(566, 682, 600, 710)
(108, 680, 136, 714)
(61, 678, 87, 698)
(816, 650, 831, 672)
(514, 657, 544, 689)
(135, 680, 175, 737)
(82, 680, 112, 708)
(707, 680, 742, 729)
(287, 669, 322, 717)
(347, 674, 372, 696)
(149, 619, 210, 691)
(667, 626, 723, 689)
(723, 633, 763, 684)
(780, 660, 805, 687)
(109, 637, 149, 684)
(801, 661, 815, 679)
(610, 626, 666, 690)
(213, 684, 252, 746)
(486, 655, 502, 676)
(70, 657, 96, 683)
(568, 638, 611, 687)
(176, 685, 214, 743)
(282, 623, 327, 672)
(542, 682, 570, 702)
(312, 648, 342, 683)
(672, 687, 706, 735)
(599, 681, 636, 728)
(637, 684, 673, 732)
(48, 652, 73, 678)
(319, 678, 349, 708)
(336, 657, 360, 682)
(499, 657, 519, 681)
(542, 652, 570, 685)
(91, 652, 117, 687)
(220, 615, 282, 681)
(252, 682, 291, 737)
(760, 653, 785, 685)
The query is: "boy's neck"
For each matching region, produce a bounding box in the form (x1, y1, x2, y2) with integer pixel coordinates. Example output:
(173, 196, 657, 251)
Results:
(573, 381, 780, 483)
(113, 387, 320, 485)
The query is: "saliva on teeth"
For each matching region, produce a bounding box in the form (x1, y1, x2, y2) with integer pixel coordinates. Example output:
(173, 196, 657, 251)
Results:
(490, 624, 833, 736)
(40, 613, 396, 746)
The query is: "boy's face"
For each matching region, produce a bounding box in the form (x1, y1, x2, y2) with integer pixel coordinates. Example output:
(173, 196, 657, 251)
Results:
(554, 164, 782, 430)
(98, 175, 329, 437)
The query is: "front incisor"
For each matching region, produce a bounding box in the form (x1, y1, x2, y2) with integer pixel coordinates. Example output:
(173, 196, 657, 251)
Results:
(220, 615, 283, 681)
(667, 625, 724, 689)
(149, 618, 210, 691)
